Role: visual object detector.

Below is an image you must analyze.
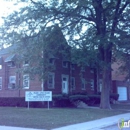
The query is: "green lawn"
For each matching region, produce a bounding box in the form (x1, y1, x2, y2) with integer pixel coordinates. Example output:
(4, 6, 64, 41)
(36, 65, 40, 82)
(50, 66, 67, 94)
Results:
(0, 106, 128, 130)
(111, 103, 130, 110)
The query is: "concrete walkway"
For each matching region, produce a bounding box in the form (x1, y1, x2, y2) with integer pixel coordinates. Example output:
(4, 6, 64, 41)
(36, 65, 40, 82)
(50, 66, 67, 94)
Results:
(0, 113, 129, 130)
(0, 126, 42, 130)
(52, 113, 130, 130)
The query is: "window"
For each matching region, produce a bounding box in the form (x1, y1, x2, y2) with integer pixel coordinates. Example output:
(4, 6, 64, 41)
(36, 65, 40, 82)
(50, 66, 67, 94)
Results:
(90, 79, 94, 90)
(81, 78, 86, 90)
(62, 61, 68, 68)
(0, 65, 2, 69)
(71, 77, 75, 89)
(90, 69, 94, 73)
(48, 73, 55, 89)
(5, 54, 16, 67)
(0, 77, 2, 90)
(8, 76, 16, 89)
(23, 75, 29, 89)
(98, 79, 102, 92)
(8, 61, 15, 67)
(71, 64, 75, 70)
(23, 61, 29, 66)
(0, 57, 2, 69)
(49, 58, 55, 65)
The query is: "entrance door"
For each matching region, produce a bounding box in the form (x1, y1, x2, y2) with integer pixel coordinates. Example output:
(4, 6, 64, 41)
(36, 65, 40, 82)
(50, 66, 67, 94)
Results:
(117, 86, 127, 101)
(62, 75, 69, 94)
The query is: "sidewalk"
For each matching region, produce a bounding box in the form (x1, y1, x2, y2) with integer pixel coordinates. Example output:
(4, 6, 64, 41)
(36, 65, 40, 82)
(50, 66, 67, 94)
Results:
(0, 126, 43, 130)
(52, 113, 130, 130)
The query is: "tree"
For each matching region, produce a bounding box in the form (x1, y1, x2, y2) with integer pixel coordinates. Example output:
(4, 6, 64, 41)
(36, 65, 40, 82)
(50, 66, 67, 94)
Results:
(1, 0, 130, 109)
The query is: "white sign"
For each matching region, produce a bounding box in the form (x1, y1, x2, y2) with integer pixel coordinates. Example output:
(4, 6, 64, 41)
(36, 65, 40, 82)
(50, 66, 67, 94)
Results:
(25, 91, 52, 101)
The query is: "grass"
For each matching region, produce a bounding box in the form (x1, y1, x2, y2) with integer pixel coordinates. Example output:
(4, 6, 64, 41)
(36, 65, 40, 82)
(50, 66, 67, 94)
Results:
(111, 103, 130, 110)
(0, 106, 128, 130)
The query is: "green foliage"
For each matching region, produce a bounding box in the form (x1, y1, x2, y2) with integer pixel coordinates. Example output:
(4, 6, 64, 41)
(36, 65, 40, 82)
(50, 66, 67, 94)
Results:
(0, 0, 130, 109)
(69, 95, 89, 102)
(52, 94, 72, 107)
(110, 93, 119, 101)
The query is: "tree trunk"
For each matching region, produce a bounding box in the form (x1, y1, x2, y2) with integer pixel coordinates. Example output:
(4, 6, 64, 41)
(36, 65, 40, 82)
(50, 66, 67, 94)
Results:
(100, 47, 112, 109)
(100, 67, 111, 109)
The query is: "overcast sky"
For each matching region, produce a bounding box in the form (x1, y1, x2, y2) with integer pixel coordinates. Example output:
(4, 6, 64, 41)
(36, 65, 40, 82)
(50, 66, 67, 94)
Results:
(0, 0, 26, 25)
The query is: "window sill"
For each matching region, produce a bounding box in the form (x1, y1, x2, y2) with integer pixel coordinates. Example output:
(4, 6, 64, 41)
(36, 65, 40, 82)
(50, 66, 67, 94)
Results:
(23, 87, 29, 89)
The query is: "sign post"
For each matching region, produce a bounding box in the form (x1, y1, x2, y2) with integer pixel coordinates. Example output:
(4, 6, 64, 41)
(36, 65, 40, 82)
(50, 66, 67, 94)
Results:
(25, 91, 52, 109)
(28, 101, 29, 110)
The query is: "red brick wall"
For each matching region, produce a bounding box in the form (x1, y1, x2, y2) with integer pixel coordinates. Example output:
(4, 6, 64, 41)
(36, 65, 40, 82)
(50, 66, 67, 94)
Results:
(0, 53, 99, 97)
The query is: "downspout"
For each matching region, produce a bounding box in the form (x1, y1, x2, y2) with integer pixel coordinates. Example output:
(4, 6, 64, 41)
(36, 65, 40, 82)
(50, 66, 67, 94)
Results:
(18, 64, 21, 97)
(41, 50, 44, 91)
(70, 61, 72, 94)
(5, 63, 9, 90)
(41, 80, 44, 91)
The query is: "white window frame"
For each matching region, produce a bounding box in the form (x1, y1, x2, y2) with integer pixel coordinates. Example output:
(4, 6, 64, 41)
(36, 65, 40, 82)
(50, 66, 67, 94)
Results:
(23, 61, 29, 67)
(48, 73, 55, 89)
(62, 61, 68, 68)
(0, 77, 2, 90)
(81, 78, 86, 90)
(23, 74, 30, 89)
(8, 76, 16, 89)
(71, 77, 75, 90)
(0, 65, 2, 69)
(98, 79, 102, 92)
(9, 61, 16, 68)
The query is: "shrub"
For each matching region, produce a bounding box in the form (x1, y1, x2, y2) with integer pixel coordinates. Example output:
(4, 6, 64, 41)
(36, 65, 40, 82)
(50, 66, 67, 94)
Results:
(110, 93, 119, 100)
(0, 97, 27, 107)
(52, 94, 72, 107)
(69, 95, 89, 103)
(0, 97, 45, 108)
(87, 95, 100, 105)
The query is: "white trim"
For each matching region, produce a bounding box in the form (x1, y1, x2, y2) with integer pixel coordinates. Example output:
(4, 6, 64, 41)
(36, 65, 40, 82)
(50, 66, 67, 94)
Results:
(48, 72, 55, 89)
(0, 77, 2, 90)
(8, 76, 16, 89)
(23, 61, 29, 67)
(98, 79, 102, 92)
(0, 65, 2, 69)
(23, 74, 30, 89)
(62, 74, 69, 94)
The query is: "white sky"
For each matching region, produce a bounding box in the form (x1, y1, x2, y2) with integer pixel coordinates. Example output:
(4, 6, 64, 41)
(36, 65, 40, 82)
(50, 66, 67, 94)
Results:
(0, 0, 26, 25)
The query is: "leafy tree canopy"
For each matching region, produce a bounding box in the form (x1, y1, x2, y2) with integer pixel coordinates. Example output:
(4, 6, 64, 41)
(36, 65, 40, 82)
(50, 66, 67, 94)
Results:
(0, 0, 130, 109)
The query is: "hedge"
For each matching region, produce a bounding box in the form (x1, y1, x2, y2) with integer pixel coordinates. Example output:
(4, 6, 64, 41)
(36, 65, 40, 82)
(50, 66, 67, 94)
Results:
(69, 95, 89, 103)
(0, 97, 44, 108)
(0, 93, 119, 108)
(52, 94, 73, 107)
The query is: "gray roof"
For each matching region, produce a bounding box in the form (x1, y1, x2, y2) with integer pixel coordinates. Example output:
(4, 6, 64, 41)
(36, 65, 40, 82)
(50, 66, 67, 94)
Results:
(0, 45, 16, 55)
(5, 54, 16, 62)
